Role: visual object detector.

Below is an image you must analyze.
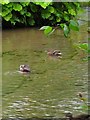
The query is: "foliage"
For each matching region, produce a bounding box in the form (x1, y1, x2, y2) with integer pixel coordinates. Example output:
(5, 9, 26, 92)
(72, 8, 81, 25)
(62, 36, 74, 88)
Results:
(78, 93, 88, 112)
(1, 2, 81, 36)
(74, 42, 89, 61)
(80, 2, 90, 7)
(40, 26, 53, 35)
(75, 43, 88, 52)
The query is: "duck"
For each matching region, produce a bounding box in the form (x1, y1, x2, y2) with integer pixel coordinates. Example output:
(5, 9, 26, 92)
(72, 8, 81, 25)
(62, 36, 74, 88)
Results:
(47, 50, 62, 58)
(19, 65, 30, 73)
(65, 113, 90, 120)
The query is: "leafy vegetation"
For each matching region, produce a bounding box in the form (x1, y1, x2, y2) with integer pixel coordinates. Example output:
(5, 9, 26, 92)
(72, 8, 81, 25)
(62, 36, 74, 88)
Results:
(80, 2, 90, 7)
(73, 42, 89, 61)
(1, 2, 81, 36)
(78, 93, 88, 112)
(74, 43, 88, 53)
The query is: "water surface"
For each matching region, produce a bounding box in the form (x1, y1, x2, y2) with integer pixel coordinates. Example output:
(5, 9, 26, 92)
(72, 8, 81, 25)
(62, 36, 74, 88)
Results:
(2, 13, 88, 118)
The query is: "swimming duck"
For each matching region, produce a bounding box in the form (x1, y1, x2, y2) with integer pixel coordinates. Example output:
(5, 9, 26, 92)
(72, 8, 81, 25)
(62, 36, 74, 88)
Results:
(47, 50, 62, 58)
(19, 65, 30, 73)
(65, 113, 90, 120)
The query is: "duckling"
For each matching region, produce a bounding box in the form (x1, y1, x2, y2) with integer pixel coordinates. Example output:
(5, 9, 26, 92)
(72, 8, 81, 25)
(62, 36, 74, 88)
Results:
(47, 50, 62, 58)
(19, 65, 30, 73)
(53, 50, 62, 56)
(65, 113, 90, 120)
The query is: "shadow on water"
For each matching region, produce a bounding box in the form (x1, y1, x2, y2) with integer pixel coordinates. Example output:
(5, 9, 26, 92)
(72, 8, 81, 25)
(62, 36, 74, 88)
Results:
(2, 8, 88, 119)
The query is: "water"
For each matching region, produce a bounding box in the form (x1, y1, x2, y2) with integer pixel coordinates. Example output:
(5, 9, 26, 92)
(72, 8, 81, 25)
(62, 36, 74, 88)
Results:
(2, 11, 88, 119)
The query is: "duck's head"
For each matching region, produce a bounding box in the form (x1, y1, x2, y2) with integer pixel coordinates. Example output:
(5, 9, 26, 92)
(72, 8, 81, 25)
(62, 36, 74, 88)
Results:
(19, 65, 30, 73)
(46, 50, 62, 57)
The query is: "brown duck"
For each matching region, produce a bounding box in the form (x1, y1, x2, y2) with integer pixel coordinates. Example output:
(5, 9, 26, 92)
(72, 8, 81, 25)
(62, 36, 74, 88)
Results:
(65, 113, 90, 120)
(19, 65, 30, 73)
(47, 50, 62, 58)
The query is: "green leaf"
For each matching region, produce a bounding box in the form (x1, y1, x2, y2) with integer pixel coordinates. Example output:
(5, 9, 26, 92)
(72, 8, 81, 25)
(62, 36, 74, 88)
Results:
(10, 15, 20, 25)
(44, 26, 52, 35)
(20, 9, 26, 15)
(2, 10, 9, 17)
(40, 26, 49, 30)
(20, 2, 29, 7)
(1, 0, 9, 5)
(56, 12, 62, 17)
(14, 17, 20, 22)
(63, 11, 69, 21)
(56, 17, 61, 22)
(26, 12, 31, 17)
(75, 43, 88, 53)
(41, 10, 51, 19)
(79, 43, 88, 51)
(6, 3, 13, 8)
(47, 6, 54, 13)
(64, 16, 69, 21)
(68, 9, 76, 16)
(13, 4, 22, 11)
(40, 26, 52, 35)
(10, 19, 16, 25)
(49, 28, 55, 35)
(63, 24, 70, 37)
(28, 18, 35, 26)
(49, 16, 54, 20)
(34, 2, 51, 9)
(4, 13, 12, 21)
(2, 7, 12, 17)
(69, 20, 79, 31)
(60, 23, 64, 29)
(30, 4, 37, 12)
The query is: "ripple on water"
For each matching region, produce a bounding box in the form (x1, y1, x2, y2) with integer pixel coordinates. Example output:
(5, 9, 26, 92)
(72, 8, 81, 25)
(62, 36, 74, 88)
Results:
(73, 106, 81, 110)
(2, 20, 88, 118)
(8, 100, 29, 110)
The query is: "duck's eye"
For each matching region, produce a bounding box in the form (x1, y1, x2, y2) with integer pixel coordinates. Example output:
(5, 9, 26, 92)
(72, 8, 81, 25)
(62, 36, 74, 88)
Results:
(21, 65, 24, 68)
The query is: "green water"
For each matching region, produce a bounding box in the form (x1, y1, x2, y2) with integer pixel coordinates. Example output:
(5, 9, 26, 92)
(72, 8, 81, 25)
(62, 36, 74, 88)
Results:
(2, 22, 88, 118)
